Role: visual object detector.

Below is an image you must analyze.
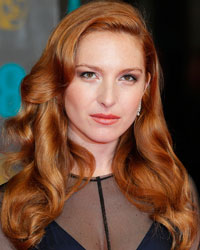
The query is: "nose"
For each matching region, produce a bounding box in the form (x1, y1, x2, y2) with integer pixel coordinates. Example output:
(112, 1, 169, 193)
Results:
(96, 80, 117, 108)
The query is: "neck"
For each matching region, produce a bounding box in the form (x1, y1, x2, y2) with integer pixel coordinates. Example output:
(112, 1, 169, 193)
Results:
(68, 127, 118, 177)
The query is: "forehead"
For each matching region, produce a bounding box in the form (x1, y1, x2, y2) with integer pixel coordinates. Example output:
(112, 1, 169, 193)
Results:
(75, 31, 145, 69)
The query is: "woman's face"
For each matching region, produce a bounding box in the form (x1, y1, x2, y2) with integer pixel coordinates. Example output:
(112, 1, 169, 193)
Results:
(64, 31, 149, 144)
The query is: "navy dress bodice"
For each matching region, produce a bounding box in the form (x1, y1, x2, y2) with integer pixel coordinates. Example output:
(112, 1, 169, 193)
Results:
(35, 220, 172, 250)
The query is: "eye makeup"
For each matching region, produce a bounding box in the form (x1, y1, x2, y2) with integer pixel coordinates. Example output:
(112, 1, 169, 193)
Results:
(120, 74, 138, 82)
(79, 71, 97, 79)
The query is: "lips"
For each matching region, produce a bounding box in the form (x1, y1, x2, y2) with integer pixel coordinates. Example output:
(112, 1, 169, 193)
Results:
(90, 113, 120, 125)
(90, 113, 120, 119)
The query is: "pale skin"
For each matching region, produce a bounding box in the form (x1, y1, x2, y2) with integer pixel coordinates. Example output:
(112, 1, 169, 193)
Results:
(64, 31, 150, 177)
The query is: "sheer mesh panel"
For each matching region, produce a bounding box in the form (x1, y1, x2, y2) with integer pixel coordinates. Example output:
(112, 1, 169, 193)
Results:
(55, 173, 152, 250)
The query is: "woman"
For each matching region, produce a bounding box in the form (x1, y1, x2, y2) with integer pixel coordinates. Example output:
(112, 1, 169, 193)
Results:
(0, 1, 199, 249)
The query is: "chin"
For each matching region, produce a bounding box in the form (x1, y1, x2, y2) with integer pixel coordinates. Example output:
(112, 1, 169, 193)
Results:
(86, 133, 120, 144)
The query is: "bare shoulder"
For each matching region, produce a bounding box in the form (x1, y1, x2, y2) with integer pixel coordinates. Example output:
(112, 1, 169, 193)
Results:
(188, 176, 200, 210)
(188, 176, 200, 250)
(0, 184, 15, 250)
(0, 224, 14, 250)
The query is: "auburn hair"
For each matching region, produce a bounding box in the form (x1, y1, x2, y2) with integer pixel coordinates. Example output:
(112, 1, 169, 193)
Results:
(0, 1, 199, 249)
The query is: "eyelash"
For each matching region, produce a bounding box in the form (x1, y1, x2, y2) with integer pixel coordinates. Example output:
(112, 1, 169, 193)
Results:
(79, 71, 97, 79)
(79, 71, 138, 83)
(120, 74, 137, 82)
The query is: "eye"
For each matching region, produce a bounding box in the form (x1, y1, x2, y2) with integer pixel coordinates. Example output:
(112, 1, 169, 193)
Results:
(80, 71, 97, 79)
(120, 74, 137, 82)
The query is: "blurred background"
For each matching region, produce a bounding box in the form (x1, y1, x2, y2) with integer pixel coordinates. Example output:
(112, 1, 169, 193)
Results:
(0, 0, 199, 192)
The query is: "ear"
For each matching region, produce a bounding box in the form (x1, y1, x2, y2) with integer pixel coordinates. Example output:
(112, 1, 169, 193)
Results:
(144, 72, 151, 93)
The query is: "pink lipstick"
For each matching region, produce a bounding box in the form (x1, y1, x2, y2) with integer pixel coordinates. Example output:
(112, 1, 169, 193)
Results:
(90, 113, 120, 125)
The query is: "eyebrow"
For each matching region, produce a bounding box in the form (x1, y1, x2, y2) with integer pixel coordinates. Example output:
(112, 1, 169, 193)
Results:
(75, 64, 143, 74)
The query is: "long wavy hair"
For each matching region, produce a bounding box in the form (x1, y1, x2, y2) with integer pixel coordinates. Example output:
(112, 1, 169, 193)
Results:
(0, 1, 198, 249)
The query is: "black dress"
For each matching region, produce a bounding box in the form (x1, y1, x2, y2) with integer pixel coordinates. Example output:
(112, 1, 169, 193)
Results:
(34, 173, 172, 250)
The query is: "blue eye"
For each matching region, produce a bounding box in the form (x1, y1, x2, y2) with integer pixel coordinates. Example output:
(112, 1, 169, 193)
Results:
(121, 74, 137, 82)
(80, 71, 96, 79)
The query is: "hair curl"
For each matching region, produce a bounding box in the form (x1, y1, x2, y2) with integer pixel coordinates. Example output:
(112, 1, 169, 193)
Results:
(1, 1, 199, 249)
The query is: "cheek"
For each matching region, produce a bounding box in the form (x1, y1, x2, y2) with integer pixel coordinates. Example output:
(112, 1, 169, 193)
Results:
(120, 91, 142, 115)
(64, 84, 93, 114)
(64, 85, 80, 116)
(64, 84, 80, 108)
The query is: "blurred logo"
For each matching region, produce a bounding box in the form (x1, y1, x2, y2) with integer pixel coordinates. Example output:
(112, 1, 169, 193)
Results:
(0, 0, 28, 30)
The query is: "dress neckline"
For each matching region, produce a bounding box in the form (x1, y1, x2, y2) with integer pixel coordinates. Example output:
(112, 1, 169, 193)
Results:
(69, 172, 114, 182)
(48, 220, 157, 250)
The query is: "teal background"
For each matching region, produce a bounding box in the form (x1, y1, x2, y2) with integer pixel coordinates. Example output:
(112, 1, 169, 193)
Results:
(67, 0, 80, 13)
(0, 63, 25, 118)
